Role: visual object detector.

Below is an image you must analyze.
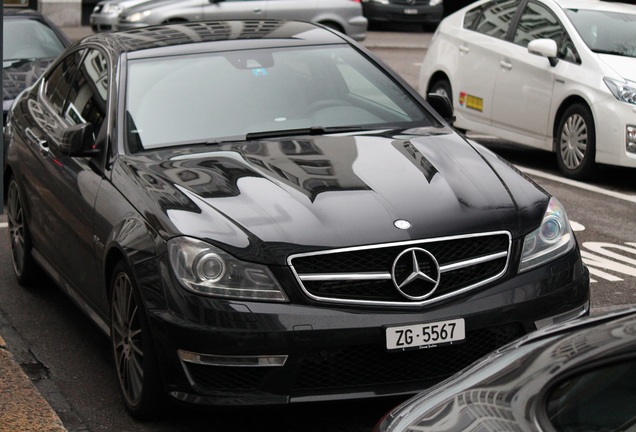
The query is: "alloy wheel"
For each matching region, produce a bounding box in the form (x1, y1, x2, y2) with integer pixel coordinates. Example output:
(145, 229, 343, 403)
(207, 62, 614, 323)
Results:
(112, 271, 145, 407)
(7, 181, 27, 277)
(559, 113, 588, 171)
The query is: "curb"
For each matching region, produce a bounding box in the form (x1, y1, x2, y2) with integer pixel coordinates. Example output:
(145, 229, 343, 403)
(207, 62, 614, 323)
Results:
(0, 336, 67, 432)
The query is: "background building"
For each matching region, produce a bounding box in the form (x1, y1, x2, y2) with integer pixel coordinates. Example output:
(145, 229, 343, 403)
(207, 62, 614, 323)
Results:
(4, 0, 98, 26)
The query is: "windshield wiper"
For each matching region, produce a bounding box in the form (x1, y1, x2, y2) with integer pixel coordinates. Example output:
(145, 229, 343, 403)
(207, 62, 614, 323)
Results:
(205, 126, 374, 146)
(245, 126, 364, 141)
(592, 48, 629, 56)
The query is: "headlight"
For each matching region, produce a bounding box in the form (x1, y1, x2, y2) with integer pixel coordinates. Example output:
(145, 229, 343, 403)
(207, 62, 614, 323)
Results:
(604, 77, 636, 105)
(168, 236, 288, 302)
(102, 4, 123, 14)
(519, 198, 575, 272)
(123, 10, 151, 23)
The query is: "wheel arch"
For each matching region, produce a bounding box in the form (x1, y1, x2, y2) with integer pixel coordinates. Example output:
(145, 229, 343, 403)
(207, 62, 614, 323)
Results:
(3, 164, 14, 201)
(162, 17, 189, 24)
(552, 95, 594, 152)
(426, 71, 451, 95)
(317, 20, 345, 34)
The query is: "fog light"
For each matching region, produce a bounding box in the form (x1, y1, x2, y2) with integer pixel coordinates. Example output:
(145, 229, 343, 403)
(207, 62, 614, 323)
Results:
(627, 125, 636, 154)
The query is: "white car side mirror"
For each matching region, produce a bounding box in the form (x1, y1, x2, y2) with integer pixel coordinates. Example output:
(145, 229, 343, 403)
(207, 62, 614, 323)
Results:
(528, 38, 558, 66)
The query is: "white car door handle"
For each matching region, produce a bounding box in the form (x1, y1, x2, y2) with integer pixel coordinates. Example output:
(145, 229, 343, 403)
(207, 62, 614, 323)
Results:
(500, 59, 512, 71)
(459, 45, 469, 55)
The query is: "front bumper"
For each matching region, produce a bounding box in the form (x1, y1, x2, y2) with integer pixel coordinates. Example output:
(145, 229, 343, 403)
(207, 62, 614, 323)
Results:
(142, 247, 589, 406)
(363, 3, 444, 24)
(89, 14, 118, 32)
(592, 96, 636, 168)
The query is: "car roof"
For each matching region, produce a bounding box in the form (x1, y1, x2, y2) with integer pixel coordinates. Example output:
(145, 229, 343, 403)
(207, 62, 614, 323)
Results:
(77, 20, 349, 58)
(551, 0, 636, 13)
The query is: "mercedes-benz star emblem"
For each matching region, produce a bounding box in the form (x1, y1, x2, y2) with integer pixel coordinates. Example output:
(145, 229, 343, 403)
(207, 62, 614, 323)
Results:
(391, 247, 440, 301)
(394, 219, 411, 230)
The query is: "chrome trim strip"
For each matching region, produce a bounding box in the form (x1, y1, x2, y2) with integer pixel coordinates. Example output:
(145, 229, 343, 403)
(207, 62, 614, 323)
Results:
(299, 272, 391, 281)
(534, 301, 590, 329)
(287, 230, 511, 264)
(178, 350, 288, 367)
(440, 251, 508, 273)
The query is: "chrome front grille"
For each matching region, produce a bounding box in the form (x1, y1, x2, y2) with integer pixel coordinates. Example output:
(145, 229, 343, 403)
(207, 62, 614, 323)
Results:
(289, 232, 511, 307)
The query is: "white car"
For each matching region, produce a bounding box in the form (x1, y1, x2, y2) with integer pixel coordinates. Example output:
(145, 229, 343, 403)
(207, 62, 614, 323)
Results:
(419, 0, 636, 180)
(90, 0, 151, 32)
(115, 0, 368, 41)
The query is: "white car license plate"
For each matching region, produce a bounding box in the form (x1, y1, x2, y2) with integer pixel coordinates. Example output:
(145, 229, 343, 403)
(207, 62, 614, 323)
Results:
(404, 8, 419, 15)
(386, 318, 465, 350)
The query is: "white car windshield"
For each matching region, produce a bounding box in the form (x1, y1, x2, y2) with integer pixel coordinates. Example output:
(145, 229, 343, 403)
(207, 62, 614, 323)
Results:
(565, 9, 636, 57)
(125, 45, 432, 150)
(3, 19, 66, 62)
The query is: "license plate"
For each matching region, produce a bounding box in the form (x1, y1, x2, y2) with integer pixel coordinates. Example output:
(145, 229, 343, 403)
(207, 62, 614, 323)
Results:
(404, 8, 419, 15)
(386, 318, 465, 351)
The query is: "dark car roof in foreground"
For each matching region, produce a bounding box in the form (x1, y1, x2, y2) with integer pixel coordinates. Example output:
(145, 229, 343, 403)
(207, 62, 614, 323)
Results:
(77, 20, 348, 57)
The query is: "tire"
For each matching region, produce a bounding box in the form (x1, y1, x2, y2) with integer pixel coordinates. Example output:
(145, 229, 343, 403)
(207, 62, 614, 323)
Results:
(428, 78, 453, 106)
(556, 103, 596, 180)
(111, 261, 164, 420)
(6, 176, 41, 286)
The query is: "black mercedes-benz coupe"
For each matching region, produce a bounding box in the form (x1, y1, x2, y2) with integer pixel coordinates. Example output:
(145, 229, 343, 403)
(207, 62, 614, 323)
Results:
(3, 20, 589, 419)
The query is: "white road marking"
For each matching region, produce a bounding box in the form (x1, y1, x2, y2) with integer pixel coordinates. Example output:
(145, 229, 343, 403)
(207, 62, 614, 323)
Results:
(0, 222, 7, 229)
(518, 166, 636, 205)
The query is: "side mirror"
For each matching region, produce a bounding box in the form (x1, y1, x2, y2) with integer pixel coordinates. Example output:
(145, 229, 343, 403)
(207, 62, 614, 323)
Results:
(427, 93, 455, 125)
(59, 123, 100, 157)
(528, 38, 558, 67)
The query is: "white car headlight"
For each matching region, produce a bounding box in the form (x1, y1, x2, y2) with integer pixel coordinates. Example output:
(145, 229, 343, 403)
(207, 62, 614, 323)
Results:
(168, 236, 288, 302)
(604, 77, 636, 105)
(102, 4, 123, 14)
(519, 198, 575, 272)
(123, 10, 151, 23)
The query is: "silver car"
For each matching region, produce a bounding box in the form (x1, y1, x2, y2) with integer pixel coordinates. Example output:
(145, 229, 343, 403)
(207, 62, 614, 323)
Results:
(116, 0, 368, 40)
(90, 0, 153, 32)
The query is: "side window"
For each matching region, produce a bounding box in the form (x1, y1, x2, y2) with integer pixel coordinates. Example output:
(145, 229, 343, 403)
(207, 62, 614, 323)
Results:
(513, 2, 580, 63)
(64, 49, 109, 133)
(474, 0, 520, 39)
(546, 359, 636, 431)
(44, 49, 85, 115)
(463, 5, 483, 29)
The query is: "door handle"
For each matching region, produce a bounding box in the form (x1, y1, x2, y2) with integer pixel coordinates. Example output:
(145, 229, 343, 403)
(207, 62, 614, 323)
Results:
(459, 45, 469, 55)
(25, 128, 49, 153)
(500, 59, 512, 71)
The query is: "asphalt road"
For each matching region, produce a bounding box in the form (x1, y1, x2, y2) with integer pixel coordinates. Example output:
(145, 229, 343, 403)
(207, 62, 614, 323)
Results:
(1, 27, 635, 432)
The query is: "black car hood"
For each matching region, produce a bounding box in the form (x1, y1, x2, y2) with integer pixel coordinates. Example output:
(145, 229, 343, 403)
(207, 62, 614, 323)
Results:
(3, 58, 54, 104)
(114, 130, 549, 264)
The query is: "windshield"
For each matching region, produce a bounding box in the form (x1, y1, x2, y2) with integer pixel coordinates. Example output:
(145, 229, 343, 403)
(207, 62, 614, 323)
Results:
(565, 9, 636, 57)
(125, 45, 433, 150)
(3, 19, 66, 62)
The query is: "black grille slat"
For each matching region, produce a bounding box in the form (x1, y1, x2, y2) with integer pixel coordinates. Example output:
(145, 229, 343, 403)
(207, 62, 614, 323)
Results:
(293, 323, 525, 390)
(290, 233, 511, 306)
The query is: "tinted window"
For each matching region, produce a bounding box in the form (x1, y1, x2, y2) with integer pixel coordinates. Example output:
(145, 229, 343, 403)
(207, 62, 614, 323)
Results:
(565, 9, 636, 58)
(546, 359, 636, 431)
(474, 0, 520, 39)
(2, 18, 66, 61)
(64, 49, 108, 132)
(44, 49, 85, 114)
(126, 46, 432, 150)
(463, 5, 484, 28)
(513, 1, 579, 63)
